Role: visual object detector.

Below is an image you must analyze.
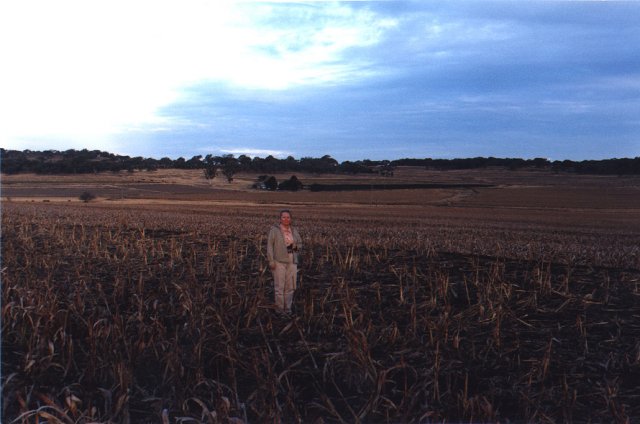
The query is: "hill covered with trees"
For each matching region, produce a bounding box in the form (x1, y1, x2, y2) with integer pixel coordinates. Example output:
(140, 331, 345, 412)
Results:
(2, 148, 639, 176)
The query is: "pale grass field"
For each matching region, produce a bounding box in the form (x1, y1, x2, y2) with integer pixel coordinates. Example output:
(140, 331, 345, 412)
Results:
(3, 166, 640, 203)
(3, 167, 640, 225)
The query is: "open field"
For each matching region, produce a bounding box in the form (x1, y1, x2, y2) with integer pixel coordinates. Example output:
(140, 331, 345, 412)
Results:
(2, 168, 640, 422)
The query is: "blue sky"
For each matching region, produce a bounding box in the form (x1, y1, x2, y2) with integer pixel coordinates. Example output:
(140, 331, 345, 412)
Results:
(1, 1, 639, 161)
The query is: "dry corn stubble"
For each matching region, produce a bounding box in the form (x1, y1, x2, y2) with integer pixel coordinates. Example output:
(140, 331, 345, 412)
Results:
(2, 202, 640, 423)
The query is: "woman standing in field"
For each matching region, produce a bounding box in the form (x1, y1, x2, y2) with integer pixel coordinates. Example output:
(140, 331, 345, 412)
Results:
(267, 209, 303, 314)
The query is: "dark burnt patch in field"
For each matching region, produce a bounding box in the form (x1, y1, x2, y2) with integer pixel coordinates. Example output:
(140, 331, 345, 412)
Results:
(296, 249, 640, 422)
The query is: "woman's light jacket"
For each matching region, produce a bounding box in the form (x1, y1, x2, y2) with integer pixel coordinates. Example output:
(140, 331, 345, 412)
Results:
(267, 225, 303, 266)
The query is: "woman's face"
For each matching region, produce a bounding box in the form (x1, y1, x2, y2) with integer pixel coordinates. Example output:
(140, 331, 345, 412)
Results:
(280, 212, 292, 226)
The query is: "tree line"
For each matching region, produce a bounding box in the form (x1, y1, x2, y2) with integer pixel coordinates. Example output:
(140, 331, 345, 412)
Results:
(2, 148, 639, 176)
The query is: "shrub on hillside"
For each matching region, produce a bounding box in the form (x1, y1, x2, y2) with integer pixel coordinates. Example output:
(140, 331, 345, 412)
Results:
(79, 191, 96, 203)
(278, 175, 304, 191)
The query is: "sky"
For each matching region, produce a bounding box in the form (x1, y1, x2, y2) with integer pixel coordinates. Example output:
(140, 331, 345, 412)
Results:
(1, 1, 639, 162)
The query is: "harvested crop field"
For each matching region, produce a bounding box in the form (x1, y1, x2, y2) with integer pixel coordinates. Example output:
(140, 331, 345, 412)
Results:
(2, 168, 640, 422)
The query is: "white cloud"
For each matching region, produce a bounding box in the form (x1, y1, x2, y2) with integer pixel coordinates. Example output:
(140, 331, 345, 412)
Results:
(220, 148, 292, 159)
(0, 1, 395, 151)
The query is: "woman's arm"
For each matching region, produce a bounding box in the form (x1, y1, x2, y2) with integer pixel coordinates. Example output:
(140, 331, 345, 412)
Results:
(267, 227, 276, 265)
(293, 228, 303, 251)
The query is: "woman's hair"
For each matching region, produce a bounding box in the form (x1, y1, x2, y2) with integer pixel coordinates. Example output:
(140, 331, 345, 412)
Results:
(280, 209, 292, 218)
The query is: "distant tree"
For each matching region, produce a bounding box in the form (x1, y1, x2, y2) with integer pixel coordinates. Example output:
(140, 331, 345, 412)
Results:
(220, 154, 239, 182)
(262, 155, 281, 173)
(532, 157, 550, 168)
(321, 154, 339, 170)
(285, 155, 299, 172)
(185, 155, 203, 169)
(299, 156, 338, 173)
(203, 167, 216, 180)
(238, 154, 252, 171)
(251, 156, 265, 173)
(337, 161, 373, 174)
(203, 154, 220, 181)
(158, 157, 173, 168)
